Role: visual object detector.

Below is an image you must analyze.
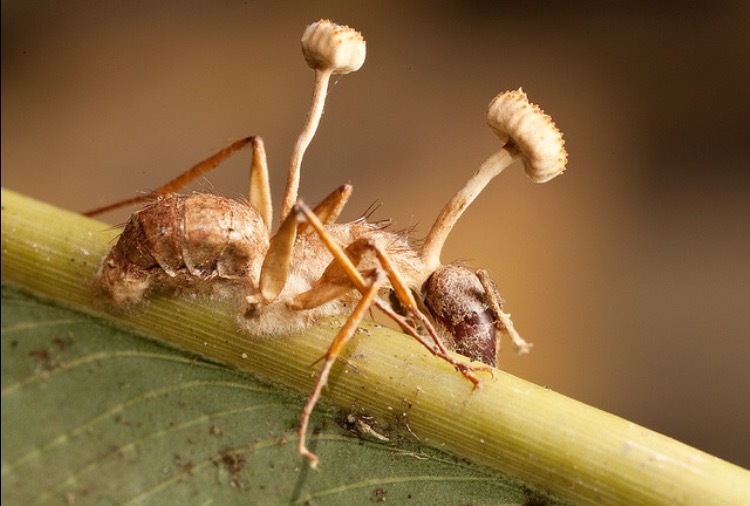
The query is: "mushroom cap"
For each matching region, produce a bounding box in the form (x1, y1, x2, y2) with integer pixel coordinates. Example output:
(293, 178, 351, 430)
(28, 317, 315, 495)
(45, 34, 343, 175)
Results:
(301, 19, 366, 75)
(487, 88, 567, 183)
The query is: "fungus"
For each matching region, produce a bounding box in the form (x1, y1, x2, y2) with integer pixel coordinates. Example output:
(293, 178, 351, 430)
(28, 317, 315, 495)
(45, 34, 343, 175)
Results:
(421, 88, 567, 270)
(280, 20, 367, 221)
(487, 88, 567, 183)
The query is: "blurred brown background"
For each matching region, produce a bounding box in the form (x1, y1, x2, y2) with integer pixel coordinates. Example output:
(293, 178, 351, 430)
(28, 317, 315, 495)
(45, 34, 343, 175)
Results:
(3, 2, 749, 468)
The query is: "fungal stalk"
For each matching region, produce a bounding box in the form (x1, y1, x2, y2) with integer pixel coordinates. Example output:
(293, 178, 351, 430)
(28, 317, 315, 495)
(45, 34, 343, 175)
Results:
(421, 88, 568, 270)
(280, 19, 366, 222)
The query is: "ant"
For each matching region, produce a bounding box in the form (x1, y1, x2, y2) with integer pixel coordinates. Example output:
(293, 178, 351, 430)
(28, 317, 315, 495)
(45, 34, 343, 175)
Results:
(86, 20, 567, 468)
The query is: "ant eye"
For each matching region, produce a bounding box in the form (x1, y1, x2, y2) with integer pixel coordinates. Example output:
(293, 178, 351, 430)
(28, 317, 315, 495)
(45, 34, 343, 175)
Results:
(422, 265, 497, 366)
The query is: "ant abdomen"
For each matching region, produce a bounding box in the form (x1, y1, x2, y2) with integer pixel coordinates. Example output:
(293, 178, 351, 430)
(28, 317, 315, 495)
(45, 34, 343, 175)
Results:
(97, 193, 269, 305)
(422, 264, 498, 367)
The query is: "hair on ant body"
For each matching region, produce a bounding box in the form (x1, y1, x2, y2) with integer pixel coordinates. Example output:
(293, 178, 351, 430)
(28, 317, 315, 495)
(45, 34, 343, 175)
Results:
(87, 20, 567, 469)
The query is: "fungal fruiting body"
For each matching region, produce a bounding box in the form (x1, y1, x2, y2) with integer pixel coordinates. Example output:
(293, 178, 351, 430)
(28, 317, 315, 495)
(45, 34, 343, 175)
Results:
(486, 88, 567, 183)
(91, 19, 567, 468)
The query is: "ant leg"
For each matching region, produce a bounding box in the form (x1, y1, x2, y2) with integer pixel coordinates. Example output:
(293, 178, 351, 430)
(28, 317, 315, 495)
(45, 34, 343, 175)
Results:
(298, 184, 353, 233)
(289, 237, 374, 310)
(294, 203, 490, 386)
(293, 234, 452, 356)
(368, 243, 493, 385)
(476, 269, 533, 355)
(257, 185, 354, 303)
(374, 301, 489, 387)
(298, 269, 383, 469)
(84, 137, 268, 218)
(247, 137, 272, 231)
(257, 205, 299, 302)
(293, 204, 369, 293)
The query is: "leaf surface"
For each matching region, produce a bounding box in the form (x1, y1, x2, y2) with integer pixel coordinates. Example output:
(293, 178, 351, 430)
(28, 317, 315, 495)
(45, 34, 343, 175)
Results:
(1, 287, 540, 505)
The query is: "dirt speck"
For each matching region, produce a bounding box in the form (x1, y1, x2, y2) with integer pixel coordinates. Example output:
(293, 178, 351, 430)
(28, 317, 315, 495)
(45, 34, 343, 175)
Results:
(523, 487, 550, 506)
(52, 334, 74, 351)
(371, 487, 387, 502)
(218, 450, 246, 489)
(28, 348, 57, 371)
(173, 454, 195, 479)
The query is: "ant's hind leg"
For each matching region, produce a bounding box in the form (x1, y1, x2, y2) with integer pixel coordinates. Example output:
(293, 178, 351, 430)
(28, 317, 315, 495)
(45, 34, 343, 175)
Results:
(84, 136, 266, 218)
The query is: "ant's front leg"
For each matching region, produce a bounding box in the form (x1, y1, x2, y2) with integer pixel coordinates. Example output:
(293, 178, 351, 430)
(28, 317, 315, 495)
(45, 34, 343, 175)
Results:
(262, 198, 491, 467)
(476, 269, 533, 355)
(293, 204, 492, 387)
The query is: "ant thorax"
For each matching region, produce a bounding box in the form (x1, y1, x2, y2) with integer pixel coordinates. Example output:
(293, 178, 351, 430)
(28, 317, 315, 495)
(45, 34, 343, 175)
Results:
(242, 218, 425, 337)
(87, 19, 566, 468)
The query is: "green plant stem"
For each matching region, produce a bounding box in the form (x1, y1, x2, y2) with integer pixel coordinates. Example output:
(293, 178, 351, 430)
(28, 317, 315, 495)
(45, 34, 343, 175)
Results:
(2, 187, 748, 505)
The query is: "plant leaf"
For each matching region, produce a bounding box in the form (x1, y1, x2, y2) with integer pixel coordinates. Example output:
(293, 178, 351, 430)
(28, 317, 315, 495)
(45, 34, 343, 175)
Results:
(2, 286, 545, 505)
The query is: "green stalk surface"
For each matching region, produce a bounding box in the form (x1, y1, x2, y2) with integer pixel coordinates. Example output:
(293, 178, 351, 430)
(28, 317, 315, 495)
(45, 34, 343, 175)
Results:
(2, 187, 748, 505)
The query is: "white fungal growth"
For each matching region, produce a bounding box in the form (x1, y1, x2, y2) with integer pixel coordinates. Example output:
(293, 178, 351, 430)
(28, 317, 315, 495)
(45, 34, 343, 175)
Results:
(301, 19, 366, 75)
(421, 88, 567, 269)
(280, 20, 367, 221)
(487, 88, 567, 183)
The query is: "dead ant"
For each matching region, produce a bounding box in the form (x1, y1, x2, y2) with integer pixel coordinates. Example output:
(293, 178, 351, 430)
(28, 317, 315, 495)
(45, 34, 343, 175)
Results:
(86, 20, 567, 468)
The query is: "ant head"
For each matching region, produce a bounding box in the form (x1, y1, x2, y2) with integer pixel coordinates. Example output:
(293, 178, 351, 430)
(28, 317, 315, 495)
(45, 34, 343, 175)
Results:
(421, 264, 499, 367)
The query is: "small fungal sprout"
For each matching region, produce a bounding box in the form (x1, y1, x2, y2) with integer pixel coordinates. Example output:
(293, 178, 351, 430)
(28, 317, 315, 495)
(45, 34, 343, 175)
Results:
(280, 20, 366, 222)
(87, 20, 567, 469)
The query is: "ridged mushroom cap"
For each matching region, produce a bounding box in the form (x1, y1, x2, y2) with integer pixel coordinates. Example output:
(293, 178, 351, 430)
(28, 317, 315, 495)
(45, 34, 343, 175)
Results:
(301, 19, 366, 74)
(487, 88, 567, 183)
